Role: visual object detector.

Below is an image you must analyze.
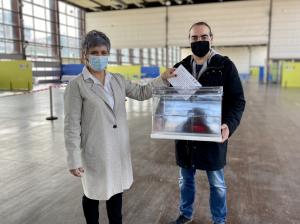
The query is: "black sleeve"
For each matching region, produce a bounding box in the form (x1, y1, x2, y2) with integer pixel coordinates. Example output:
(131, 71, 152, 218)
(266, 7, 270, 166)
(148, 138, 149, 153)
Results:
(173, 55, 192, 69)
(222, 59, 246, 136)
(173, 62, 181, 68)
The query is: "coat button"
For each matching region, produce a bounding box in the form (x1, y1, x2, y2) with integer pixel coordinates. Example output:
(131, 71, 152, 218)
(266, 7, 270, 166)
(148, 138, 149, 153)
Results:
(113, 125, 117, 128)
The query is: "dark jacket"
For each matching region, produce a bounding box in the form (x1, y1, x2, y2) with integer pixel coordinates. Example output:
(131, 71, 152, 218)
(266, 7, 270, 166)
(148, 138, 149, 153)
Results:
(173, 54, 246, 171)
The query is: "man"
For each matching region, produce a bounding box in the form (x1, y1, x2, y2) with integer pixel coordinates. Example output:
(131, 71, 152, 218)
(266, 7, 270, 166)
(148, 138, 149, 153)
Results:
(170, 22, 246, 224)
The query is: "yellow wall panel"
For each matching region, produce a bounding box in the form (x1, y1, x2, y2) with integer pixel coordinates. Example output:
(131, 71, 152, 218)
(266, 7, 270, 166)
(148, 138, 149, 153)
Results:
(0, 60, 32, 91)
(281, 62, 300, 88)
(159, 67, 166, 74)
(250, 66, 259, 76)
(107, 65, 141, 80)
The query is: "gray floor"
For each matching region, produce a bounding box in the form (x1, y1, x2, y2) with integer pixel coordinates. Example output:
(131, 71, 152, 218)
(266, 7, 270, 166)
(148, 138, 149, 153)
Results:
(0, 79, 300, 224)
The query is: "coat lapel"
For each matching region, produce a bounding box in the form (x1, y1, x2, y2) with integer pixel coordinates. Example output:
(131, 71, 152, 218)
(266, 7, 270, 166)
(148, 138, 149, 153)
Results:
(91, 84, 112, 108)
(110, 76, 122, 113)
(84, 78, 112, 110)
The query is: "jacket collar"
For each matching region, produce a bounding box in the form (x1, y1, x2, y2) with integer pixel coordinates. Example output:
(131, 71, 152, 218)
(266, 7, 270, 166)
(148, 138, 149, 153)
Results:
(81, 66, 118, 113)
(179, 50, 224, 70)
(82, 66, 113, 85)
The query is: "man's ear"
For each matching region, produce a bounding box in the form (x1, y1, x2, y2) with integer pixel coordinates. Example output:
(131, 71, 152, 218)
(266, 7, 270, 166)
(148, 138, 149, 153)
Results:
(210, 35, 214, 48)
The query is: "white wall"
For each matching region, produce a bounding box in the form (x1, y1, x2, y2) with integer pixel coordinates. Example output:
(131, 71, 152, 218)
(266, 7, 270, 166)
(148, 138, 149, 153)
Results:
(86, 0, 300, 61)
(270, 0, 300, 59)
(180, 48, 192, 60)
(86, 7, 166, 49)
(250, 46, 267, 66)
(215, 47, 250, 74)
(168, 0, 269, 47)
(86, 0, 269, 48)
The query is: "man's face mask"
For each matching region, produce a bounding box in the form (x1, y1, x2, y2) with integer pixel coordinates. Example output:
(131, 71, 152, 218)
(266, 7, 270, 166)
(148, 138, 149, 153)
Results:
(191, 41, 210, 58)
(88, 55, 109, 72)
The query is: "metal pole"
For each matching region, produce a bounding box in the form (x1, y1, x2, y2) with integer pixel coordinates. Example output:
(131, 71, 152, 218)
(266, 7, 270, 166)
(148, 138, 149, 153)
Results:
(266, 0, 273, 84)
(165, 1, 170, 67)
(18, 0, 26, 60)
(248, 46, 251, 81)
(46, 86, 58, 120)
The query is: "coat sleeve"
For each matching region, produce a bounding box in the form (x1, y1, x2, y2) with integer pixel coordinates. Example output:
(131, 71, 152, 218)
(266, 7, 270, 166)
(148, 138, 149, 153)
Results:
(222, 59, 246, 137)
(64, 79, 83, 169)
(123, 76, 168, 101)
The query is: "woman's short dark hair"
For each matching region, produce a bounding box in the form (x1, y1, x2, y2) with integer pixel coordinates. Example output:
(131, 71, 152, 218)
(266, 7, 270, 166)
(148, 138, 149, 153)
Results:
(82, 30, 111, 55)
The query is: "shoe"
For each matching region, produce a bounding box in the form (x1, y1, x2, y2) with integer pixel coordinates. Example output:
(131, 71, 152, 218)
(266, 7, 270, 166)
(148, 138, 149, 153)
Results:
(169, 214, 192, 224)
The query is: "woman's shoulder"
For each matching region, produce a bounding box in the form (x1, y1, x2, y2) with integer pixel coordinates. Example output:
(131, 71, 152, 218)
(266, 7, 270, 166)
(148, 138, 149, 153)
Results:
(109, 72, 124, 80)
(109, 72, 127, 86)
(66, 74, 84, 89)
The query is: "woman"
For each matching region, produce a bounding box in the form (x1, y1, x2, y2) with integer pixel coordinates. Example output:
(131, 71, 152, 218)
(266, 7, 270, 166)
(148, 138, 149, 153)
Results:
(64, 30, 175, 224)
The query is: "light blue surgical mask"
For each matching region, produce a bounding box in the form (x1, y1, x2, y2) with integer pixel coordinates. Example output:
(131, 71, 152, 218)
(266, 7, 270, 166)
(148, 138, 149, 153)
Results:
(88, 55, 109, 72)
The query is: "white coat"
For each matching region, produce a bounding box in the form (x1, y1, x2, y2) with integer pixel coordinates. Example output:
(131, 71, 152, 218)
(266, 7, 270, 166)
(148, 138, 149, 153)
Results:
(64, 69, 166, 200)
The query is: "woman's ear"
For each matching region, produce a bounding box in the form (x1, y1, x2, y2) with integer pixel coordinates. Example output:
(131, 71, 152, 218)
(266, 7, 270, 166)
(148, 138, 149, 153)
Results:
(81, 53, 88, 64)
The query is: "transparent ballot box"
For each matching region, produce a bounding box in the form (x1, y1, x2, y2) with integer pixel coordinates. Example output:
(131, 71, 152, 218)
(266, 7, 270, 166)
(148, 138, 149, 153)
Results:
(151, 87, 223, 142)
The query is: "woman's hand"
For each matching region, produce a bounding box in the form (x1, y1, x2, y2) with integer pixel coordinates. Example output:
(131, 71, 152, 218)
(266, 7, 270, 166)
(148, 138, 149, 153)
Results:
(70, 167, 84, 177)
(221, 124, 230, 143)
(161, 68, 177, 81)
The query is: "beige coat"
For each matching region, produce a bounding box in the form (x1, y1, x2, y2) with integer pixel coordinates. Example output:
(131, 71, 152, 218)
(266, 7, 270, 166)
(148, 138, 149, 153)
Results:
(64, 71, 166, 200)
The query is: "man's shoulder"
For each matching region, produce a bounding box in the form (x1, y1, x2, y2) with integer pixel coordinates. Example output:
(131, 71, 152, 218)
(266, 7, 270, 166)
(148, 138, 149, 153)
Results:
(209, 54, 233, 67)
(174, 54, 234, 67)
(173, 55, 192, 68)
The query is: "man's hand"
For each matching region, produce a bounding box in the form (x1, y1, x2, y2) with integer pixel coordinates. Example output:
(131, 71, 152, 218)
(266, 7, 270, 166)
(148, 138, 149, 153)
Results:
(70, 167, 84, 177)
(161, 68, 177, 81)
(221, 124, 230, 143)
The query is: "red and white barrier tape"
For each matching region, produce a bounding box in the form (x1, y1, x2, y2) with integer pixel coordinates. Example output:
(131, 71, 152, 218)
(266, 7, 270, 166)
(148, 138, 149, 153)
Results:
(29, 84, 67, 94)
(0, 83, 67, 97)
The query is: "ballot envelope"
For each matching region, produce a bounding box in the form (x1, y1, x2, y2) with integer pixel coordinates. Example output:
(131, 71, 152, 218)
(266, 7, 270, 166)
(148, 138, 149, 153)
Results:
(151, 86, 223, 142)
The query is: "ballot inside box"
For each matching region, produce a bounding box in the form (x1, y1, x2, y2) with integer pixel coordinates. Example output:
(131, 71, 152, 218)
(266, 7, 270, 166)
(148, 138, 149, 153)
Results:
(151, 86, 223, 142)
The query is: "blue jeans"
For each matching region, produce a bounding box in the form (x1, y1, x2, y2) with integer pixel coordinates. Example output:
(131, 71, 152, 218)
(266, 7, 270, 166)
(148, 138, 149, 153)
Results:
(179, 167, 227, 224)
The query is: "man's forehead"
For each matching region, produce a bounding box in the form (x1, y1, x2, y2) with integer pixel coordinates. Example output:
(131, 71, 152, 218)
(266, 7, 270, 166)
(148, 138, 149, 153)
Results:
(190, 25, 210, 35)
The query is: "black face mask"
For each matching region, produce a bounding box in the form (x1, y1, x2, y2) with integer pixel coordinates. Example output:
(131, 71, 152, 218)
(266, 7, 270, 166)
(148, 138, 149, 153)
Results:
(191, 41, 210, 58)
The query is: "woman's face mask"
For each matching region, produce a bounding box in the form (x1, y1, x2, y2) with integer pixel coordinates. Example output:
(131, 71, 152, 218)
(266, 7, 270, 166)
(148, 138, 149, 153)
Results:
(87, 55, 109, 72)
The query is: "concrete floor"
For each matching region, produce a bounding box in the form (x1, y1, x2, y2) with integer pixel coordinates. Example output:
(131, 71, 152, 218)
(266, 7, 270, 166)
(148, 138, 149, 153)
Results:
(0, 79, 299, 224)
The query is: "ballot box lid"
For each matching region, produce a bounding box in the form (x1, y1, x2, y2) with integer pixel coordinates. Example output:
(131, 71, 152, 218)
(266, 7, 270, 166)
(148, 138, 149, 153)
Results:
(152, 86, 223, 97)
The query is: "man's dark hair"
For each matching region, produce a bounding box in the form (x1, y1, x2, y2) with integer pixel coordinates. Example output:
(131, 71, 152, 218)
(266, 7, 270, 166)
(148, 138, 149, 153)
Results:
(189, 21, 213, 38)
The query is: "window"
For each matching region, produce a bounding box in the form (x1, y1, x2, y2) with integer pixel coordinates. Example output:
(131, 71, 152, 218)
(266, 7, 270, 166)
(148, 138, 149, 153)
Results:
(0, 0, 85, 81)
(150, 48, 156, 65)
(59, 1, 84, 63)
(162, 48, 166, 67)
(157, 48, 162, 66)
(0, 0, 18, 54)
(121, 48, 129, 64)
(132, 48, 140, 64)
(142, 48, 149, 66)
(2, 0, 11, 10)
(173, 46, 179, 65)
(168, 47, 173, 67)
(23, 2, 33, 16)
(22, 0, 56, 58)
(109, 48, 117, 64)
